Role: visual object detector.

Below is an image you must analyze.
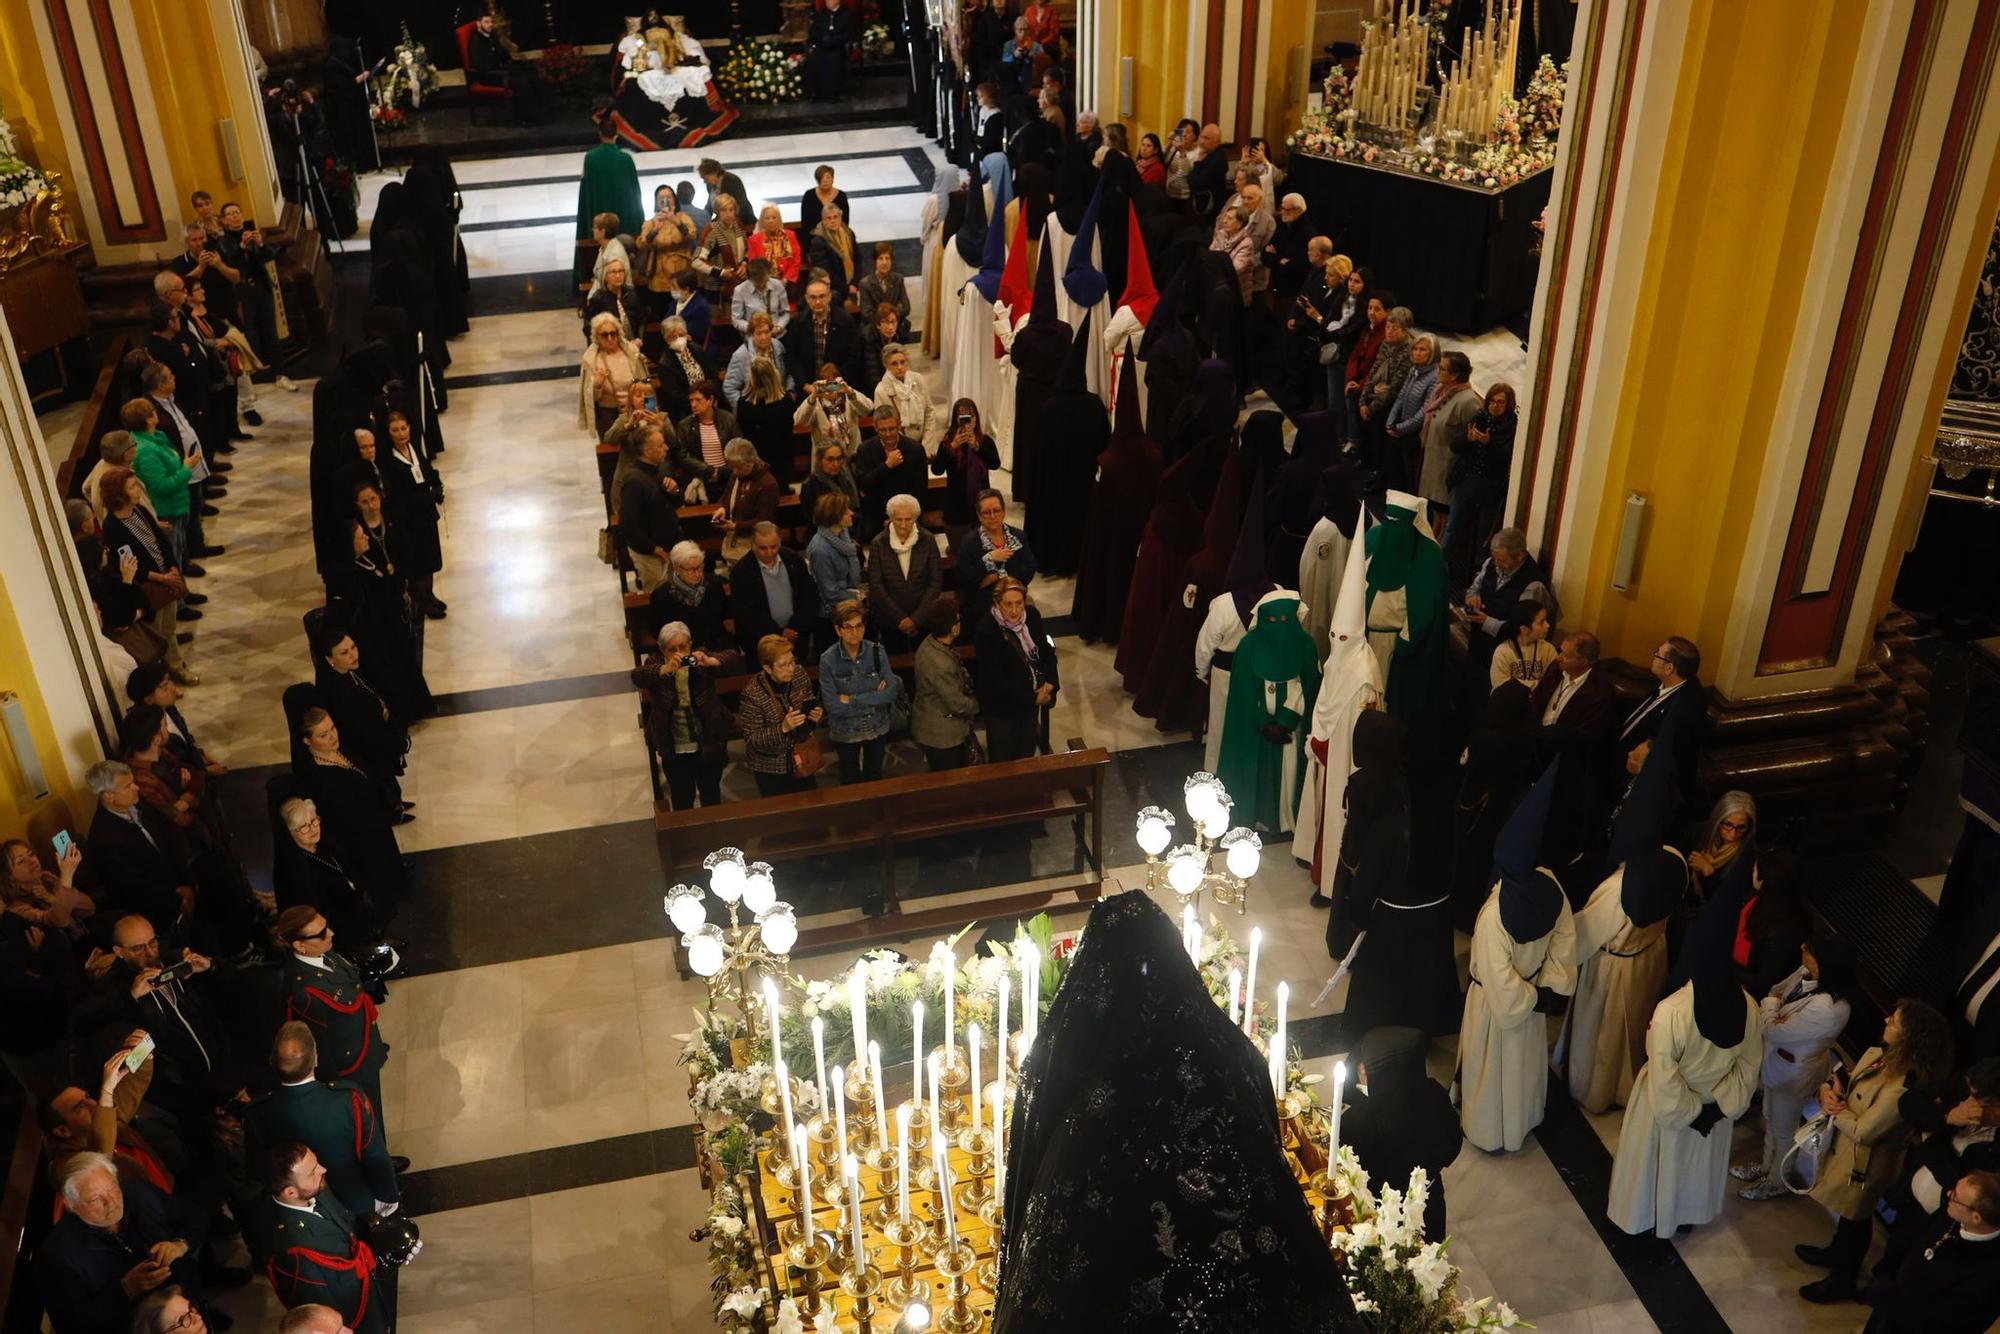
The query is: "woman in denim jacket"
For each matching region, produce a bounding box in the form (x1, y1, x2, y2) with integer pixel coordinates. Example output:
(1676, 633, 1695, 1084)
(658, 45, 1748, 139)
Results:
(819, 599, 896, 784)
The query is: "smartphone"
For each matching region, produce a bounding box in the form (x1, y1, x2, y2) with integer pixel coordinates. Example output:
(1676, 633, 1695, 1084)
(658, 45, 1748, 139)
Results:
(51, 830, 73, 861)
(124, 1032, 156, 1072)
(955, 414, 972, 429)
(155, 958, 195, 985)
(645, 393, 658, 412)
(117, 545, 135, 564)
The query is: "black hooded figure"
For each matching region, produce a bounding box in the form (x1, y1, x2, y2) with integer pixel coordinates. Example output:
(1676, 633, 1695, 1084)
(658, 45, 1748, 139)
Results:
(1007, 229, 1072, 503)
(1071, 352, 1162, 643)
(362, 305, 446, 459)
(1024, 315, 1107, 576)
(1450, 681, 1544, 932)
(1266, 410, 1337, 583)
(1339, 1026, 1462, 1242)
(310, 344, 392, 576)
(1132, 410, 1243, 731)
(1336, 713, 1465, 1038)
(403, 156, 468, 338)
(992, 891, 1360, 1334)
(1137, 253, 1201, 453)
(368, 203, 450, 409)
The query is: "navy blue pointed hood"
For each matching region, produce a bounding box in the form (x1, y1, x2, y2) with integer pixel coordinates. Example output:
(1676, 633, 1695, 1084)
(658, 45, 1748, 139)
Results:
(1225, 459, 1274, 622)
(1495, 758, 1565, 942)
(1609, 728, 1688, 927)
(968, 179, 1013, 303)
(1063, 176, 1110, 308)
(955, 159, 991, 269)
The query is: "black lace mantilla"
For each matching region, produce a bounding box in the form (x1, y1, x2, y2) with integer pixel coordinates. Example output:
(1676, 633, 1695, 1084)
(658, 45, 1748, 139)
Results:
(992, 891, 1359, 1333)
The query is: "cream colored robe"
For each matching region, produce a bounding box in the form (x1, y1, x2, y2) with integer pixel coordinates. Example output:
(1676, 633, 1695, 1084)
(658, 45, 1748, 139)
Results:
(1297, 515, 1354, 663)
(1459, 884, 1576, 1153)
(1564, 868, 1671, 1114)
(1606, 983, 1762, 1238)
(1194, 591, 1252, 774)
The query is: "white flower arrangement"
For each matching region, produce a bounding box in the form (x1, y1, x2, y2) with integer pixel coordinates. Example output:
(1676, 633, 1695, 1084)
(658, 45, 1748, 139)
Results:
(1331, 1164, 1530, 1332)
(0, 98, 49, 213)
(718, 39, 803, 104)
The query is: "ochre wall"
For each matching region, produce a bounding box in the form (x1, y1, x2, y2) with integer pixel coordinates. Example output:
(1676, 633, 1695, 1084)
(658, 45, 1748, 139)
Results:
(0, 0, 79, 191)
(0, 567, 85, 842)
(1566, 3, 1869, 667)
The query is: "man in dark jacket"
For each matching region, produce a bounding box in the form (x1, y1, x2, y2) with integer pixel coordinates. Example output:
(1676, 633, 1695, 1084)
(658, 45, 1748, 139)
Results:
(244, 1023, 400, 1220)
(36, 1153, 212, 1334)
(731, 522, 819, 658)
(619, 427, 683, 593)
(783, 280, 864, 388)
(82, 762, 194, 931)
(851, 404, 927, 541)
(1863, 1169, 2000, 1332)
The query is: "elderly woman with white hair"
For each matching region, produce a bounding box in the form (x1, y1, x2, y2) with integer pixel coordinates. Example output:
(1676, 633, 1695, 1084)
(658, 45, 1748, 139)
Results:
(871, 341, 937, 446)
(580, 312, 648, 438)
(273, 796, 383, 946)
(655, 314, 715, 423)
(648, 539, 736, 661)
(866, 491, 943, 652)
(632, 620, 733, 809)
(584, 253, 642, 346)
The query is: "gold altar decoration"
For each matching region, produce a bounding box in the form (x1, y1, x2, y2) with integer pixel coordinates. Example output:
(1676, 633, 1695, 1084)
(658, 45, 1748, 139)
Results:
(0, 169, 79, 277)
(1432, 0, 1524, 145)
(1351, 0, 1432, 133)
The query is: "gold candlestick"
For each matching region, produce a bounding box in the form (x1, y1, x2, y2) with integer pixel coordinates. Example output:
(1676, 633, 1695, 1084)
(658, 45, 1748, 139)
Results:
(880, 1217, 928, 1308)
(956, 1127, 995, 1213)
(844, 1056, 877, 1143)
(933, 1238, 980, 1334)
(807, 1114, 839, 1170)
(787, 1230, 833, 1318)
(906, 1100, 933, 1158)
(841, 1261, 885, 1334)
(864, 1142, 899, 1230)
(933, 1048, 970, 1132)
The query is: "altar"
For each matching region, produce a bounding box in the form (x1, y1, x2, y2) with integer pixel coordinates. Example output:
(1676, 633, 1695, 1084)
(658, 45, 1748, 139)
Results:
(1285, 152, 1552, 335)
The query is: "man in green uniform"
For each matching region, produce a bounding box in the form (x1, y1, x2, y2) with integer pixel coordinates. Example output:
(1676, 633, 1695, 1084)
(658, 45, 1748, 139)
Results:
(275, 906, 389, 1128)
(576, 109, 643, 240)
(245, 1023, 401, 1221)
(257, 1144, 387, 1334)
(1365, 489, 1449, 757)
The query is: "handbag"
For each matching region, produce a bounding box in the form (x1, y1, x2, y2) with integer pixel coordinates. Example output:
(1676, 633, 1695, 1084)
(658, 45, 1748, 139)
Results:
(959, 730, 986, 766)
(140, 572, 186, 612)
(1776, 1112, 1832, 1194)
(1318, 339, 1342, 366)
(791, 732, 826, 778)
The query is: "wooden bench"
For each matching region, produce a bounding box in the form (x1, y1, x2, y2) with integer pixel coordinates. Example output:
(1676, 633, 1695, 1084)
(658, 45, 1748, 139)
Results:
(55, 334, 132, 504)
(656, 741, 1109, 972)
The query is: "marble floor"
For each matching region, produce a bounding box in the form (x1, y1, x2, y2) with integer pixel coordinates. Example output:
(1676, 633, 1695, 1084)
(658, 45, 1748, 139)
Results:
(40, 116, 1865, 1333)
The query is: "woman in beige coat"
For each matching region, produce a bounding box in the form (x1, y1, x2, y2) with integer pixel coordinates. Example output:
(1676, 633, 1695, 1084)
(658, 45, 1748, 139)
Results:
(1795, 998, 1955, 1304)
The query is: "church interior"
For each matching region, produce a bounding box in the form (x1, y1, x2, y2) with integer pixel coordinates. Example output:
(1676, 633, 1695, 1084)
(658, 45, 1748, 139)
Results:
(1, 0, 2000, 1331)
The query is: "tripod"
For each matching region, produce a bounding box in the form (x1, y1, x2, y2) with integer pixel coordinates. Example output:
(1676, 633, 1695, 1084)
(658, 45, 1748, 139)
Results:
(289, 123, 346, 256)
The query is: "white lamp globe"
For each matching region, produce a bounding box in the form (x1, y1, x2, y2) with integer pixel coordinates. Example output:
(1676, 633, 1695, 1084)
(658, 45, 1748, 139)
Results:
(757, 903, 799, 955)
(1196, 789, 1234, 840)
(741, 862, 778, 915)
(1183, 772, 1223, 824)
(1135, 806, 1174, 857)
(1221, 828, 1263, 879)
(704, 848, 748, 903)
(1166, 844, 1205, 894)
(665, 884, 707, 935)
(685, 924, 727, 978)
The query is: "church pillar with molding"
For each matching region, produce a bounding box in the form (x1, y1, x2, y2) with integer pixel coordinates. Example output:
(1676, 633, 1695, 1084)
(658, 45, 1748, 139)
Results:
(1512, 0, 2000, 839)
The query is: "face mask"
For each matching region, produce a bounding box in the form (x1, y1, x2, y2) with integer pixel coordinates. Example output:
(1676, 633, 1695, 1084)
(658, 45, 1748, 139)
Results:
(669, 336, 689, 351)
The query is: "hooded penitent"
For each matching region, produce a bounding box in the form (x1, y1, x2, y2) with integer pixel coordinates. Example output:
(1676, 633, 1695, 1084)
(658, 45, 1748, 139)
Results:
(1494, 758, 1566, 944)
(1024, 313, 1108, 576)
(1339, 1025, 1461, 1242)
(1072, 351, 1163, 643)
(1135, 252, 1199, 451)
(1009, 228, 1072, 500)
(1607, 727, 1690, 930)
(1364, 489, 1449, 756)
(1267, 410, 1338, 583)
(992, 891, 1358, 1334)
(1130, 421, 1243, 728)
(1300, 507, 1383, 890)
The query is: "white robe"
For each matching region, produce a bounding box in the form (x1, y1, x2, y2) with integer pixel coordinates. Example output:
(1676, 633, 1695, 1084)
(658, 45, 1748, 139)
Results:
(1562, 870, 1670, 1113)
(1459, 885, 1577, 1153)
(1297, 516, 1353, 663)
(1606, 984, 1762, 1238)
(945, 268, 1005, 445)
(1753, 967, 1849, 1176)
(1297, 529, 1381, 885)
(1194, 592, 1252, 774)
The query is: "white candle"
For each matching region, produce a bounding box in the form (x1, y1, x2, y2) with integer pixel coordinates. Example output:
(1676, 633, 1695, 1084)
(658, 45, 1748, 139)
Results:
(846, 1154, 864, 1262)
(811, 1016, 829, 1118)
(1330, 1059, 1347, 1160)
(991, 1084, 1006, 1201)
(943, 947, 957, 1064)
(896, 1104, 911, 1223)
(797, 1123, 814, 1232)
(869, 1040, 888, 1152)
(968, 1024, 983, 1138)
(832, 1064, 849, 1162)
(1227, 967, 1242, 1025)
(849, 962, 868, 1061)
(911, 1001, 925, 1106)
(937, 1141, 959, 1250)
(776, 1057, 797, 1150)
(1271, 981, 1290, 1098)
(1243, 928, 1262, 1036)
(765, 977, 784, 1072)
(995, 1019, 1008, 1140)
(997, 973, 1012, 1072)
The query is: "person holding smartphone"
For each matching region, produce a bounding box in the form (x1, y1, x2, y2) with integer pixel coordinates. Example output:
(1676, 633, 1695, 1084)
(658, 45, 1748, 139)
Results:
(928, 398, 1000, 539)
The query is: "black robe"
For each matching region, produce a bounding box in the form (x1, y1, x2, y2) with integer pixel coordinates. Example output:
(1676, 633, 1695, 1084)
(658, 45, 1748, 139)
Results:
(1450, 683, 1542, 932)
(273, 836, 384, 945)
(324, 543, 431, 719)
(1338, 1026, 1461, 1242)
(302, 756, 407, 915)
(1071, 356, 1160, 643)
(1131, 435, 1243, 731)
(1007, 274, 1071, 504)
(1137, 258, 1200, 453)
(403, 161, 468, 338)
(993, 891, 1359, 1333)
(1023, 317, 1106, 576)
(379, 443, 443, 577)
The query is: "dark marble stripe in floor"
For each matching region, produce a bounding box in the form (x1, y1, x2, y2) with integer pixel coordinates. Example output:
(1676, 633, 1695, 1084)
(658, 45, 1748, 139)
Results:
(457, 186, 935, 234)
(429, 669, 635, 716)
(398, 1124, 699, 1215)
(440, 364, 579, 391)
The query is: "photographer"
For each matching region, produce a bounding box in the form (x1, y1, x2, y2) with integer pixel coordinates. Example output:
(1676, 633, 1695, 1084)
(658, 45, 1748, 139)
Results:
(793, 366, 871, 458)
(218, 202, 282, 383)
(928, 398, 1001, 539)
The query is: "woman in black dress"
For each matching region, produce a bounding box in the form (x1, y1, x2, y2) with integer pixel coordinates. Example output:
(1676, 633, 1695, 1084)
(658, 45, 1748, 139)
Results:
(377, 408, 444, 620)
(325, 513, 433, 719)
(274, 794, 387, 939)
(297, 707, 407, 903)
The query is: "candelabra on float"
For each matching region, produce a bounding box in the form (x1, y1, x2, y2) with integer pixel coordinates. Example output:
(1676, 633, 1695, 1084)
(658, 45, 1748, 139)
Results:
(1135, 772, 1264, 919)
(666, 849, 799, 1043)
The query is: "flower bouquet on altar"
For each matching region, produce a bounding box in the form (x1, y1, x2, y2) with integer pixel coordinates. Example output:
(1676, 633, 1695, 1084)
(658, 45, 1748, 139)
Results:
(718, 38, 803, 104)
(1331, 1162, 1529, 1332)
(373, 22, 439, 112)
(0, 98, 49, 212)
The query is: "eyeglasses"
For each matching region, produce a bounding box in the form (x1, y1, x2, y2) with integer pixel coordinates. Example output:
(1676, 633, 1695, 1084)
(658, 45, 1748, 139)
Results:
(291, 925, 332, 943)
(168, 1308, 205, 1331)
(119, 937, 159, 953)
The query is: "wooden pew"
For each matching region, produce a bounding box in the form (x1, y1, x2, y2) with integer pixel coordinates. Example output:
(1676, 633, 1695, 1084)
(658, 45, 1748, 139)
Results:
(656, 741, 1109, 971)
(55, 334, 131, 503)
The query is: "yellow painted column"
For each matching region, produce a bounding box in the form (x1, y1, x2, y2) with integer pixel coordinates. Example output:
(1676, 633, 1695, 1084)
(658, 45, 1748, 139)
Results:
(1515, 0, 2000, 700)
(0, 0, 78, 191)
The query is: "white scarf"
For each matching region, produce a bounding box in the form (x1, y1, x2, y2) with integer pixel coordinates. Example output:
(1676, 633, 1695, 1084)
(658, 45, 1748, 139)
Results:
(887, 523, 919, 578)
